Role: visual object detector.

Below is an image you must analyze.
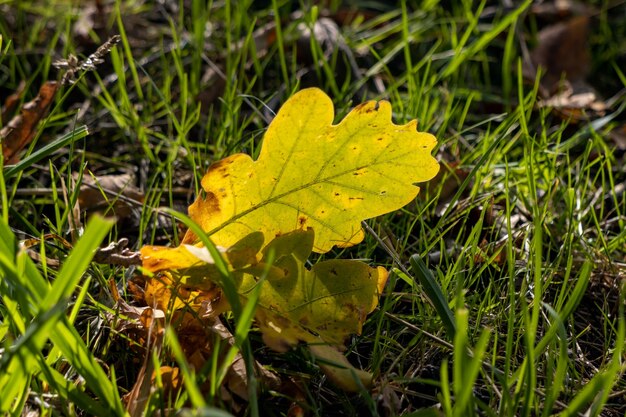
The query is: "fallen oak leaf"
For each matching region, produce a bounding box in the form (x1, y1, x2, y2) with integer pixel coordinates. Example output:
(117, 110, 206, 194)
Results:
(140, 269, 227, 313)
(243, 230, 385, 392)
(78, 172, 144, 220)
(139, 233, 265, 312)
(309, 343, 373, 391)
(183, 87, 439, 253)
(138, 88, 438, 393)
(1, 81, 26, 124)
(239, 230, 387, 349)
(525, 15, 591, 93)
(142, 231, 263, 274)
(1, 81, 58, 164)
(141, 229, 387, 391)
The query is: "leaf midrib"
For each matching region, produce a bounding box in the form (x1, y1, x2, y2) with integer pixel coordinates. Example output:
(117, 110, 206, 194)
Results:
(207, 146, 418, 236)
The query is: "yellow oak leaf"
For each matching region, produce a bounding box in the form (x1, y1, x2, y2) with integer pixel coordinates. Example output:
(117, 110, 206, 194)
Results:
(236, 229, 387, 348)
(137, 89, 439, 392)
(140, 229, 385, 392)
(183, 88, 439, 253)
(141, 229, 386, 349)
(139, 233, 264, 312)
(309, 343, 373, 391)
(235, 229, 386, 392)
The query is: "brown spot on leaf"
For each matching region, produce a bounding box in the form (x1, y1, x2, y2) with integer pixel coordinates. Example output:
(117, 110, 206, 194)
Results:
(298, 216, 307, 227)
(203, 191, 221, 213)
(353, 102, 369, 112)
(209, 157, 234, 172)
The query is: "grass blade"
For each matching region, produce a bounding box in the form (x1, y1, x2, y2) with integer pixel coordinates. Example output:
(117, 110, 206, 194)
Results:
(3, 125, 89, 179)
(410, 254, 456, 338)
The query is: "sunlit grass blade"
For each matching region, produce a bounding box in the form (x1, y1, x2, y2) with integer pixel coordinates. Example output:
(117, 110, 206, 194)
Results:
(560, 298, 625, 417)
(158, 208, 260, 416)
(40, 216, 113, 310)
(165, 326, 207, 408)
(410, 254, 456, 338)
(0, 302, 66, 412)
(3, 125, 89, 179)
(441, 0, 531, 78)
(0, 215, 125, 415)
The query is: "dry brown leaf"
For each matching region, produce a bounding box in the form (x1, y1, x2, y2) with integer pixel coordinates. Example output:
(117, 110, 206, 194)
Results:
(123, 309, 165, 416)
(526, 15, 590, 92)
(219, 349, 281, 411)
(1, 81, 25, 125)
(127, 266, 283, 408)
(538, 80, 607, 121)
(152, 366, 184, 401)
(19, 233, 72, 268)
(78, 173, 143, 219)
(530, 0, 589, 21)
(283, 377, 307, 417)
(112, 274, 167, 416)
(125, 360, 155, 417)
(1, 81, 58, 164)
(372, 381, 403, 417)
(522, 12, 612, 121)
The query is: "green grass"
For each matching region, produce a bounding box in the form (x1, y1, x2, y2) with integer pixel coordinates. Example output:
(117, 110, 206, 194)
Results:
(1, 0, 625, 416)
